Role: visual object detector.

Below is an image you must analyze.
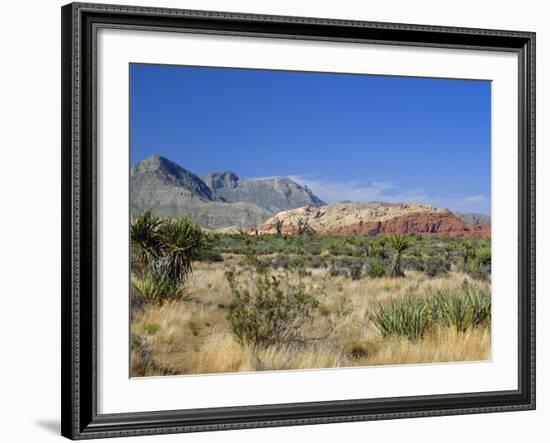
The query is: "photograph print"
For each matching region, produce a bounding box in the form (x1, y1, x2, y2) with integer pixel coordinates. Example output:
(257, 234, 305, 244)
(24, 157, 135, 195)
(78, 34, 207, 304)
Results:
(129, 64, 492, 377)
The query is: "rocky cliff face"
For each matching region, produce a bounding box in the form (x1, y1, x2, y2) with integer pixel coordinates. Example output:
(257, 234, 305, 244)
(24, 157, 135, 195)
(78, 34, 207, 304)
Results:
(130, 156, 325, 229)
(253, 202, 490, 237)
(202, 172, 325, 212)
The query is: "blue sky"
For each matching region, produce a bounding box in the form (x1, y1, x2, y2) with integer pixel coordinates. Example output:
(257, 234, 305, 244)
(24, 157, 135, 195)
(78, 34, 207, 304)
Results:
(130, 63, 491, 214)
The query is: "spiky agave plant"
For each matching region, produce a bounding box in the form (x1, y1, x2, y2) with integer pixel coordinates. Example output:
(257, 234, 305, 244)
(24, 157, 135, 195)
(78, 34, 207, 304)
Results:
(386, 233, 415, 278)
(131, 272, 179, 305)
(130, 209, 162, 273)
(372, 296, 430, 341)
(157, 217, 212, 284)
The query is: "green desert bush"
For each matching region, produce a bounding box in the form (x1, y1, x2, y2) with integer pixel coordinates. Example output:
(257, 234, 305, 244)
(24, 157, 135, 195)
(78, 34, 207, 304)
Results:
(142, 322, 161, 335)
(329, 262, 348, 278)
(366, 259, 387, 278)
(367, 243, 387, 259)
(197, 248, 224, 262)
(225, 267, 319, 349)
(349, 342, 367, 359)
(349, 262, 363, 280)
(461, 255, 491, 281)
(188, 321, 201, 336)
(404, 256, 450, 277)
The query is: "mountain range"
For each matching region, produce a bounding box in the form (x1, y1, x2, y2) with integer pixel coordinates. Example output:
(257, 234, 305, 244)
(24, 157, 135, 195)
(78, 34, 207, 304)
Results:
(130, 156, 324, 229)
(130, 156, 490, 237)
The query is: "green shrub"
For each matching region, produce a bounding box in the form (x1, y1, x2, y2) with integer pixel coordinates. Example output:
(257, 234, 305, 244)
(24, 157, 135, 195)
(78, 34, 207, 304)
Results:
(198, 249, 224, 262)
(188, 321, 201, 336)
(225, 267, 319, 349)
(142, 322, 160, 335)
(373, 296, 430, 341)
(191, 338, 202, 352)
(367, 243, 387, 259)
(404, 256, 449, 277)
(308, 255, 324, 269)
(366, 259, 386, 278)
(462, 259, 491, 281)
(329, 262, 347, 278)
(319, 305, 331, 317)
(349, 263, 363, 280)
(349, 342, 367, 359)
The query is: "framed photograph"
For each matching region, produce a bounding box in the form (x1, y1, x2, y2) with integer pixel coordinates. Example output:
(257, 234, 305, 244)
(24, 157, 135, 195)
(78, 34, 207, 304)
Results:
(61, 2, 535, 439)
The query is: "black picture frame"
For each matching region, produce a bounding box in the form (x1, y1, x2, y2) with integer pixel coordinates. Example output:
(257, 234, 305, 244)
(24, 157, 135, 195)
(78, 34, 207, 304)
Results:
(61, 2, 536, 439)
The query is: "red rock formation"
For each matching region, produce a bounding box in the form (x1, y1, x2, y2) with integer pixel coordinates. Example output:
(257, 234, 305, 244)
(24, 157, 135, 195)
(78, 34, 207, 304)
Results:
(251, 204, 490, 238)
(326, 212, 490, 237)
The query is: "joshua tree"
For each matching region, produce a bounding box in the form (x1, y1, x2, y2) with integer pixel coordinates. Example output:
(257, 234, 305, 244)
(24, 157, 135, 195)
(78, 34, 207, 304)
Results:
(386, 233, 415, 278)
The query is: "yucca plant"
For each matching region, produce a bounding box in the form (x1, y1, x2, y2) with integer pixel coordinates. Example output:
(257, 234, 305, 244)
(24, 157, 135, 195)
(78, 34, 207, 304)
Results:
(130, 209, 162, 273)
(435, 287, 491, 332)
(157, 217, 213, 284)
(131, 272, 179, 305)
(466, 287, 492, 327)
(386, 234, 416, 278)
(373, 296, 430, 341)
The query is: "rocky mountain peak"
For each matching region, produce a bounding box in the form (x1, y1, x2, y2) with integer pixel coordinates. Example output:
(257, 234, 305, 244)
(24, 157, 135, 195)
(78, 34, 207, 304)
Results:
(131, 156, 213, 200)
(203, 171, 240, 190)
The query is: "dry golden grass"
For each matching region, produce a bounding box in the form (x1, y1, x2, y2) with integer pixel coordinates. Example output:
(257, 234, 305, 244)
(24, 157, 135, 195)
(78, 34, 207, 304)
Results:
(131, 259, 491, 377)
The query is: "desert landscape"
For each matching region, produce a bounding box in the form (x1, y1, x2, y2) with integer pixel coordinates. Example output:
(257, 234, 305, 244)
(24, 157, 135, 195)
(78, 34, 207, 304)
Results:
(129, 156, 491, 377)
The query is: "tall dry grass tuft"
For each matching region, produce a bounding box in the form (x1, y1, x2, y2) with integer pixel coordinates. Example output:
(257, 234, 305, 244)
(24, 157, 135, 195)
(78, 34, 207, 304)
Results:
(364, 326, 491, 366)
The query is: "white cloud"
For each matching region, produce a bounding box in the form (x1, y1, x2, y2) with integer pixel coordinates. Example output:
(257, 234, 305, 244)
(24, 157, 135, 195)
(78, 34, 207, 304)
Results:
(288, 174, 490, 214)
(289, 175, 428, 205)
